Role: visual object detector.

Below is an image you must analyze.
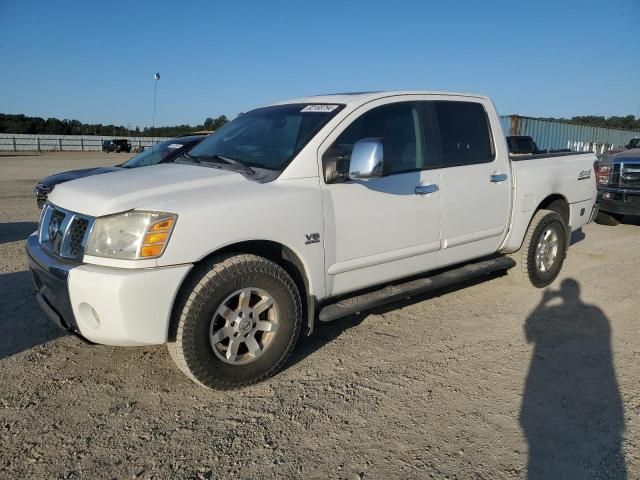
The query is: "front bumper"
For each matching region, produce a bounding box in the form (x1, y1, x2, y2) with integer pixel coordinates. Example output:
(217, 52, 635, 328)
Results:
(27, 234, 79, 332)
(598, 188, 640, 217)
(587, 202, 599, 224)
(26, 234, 193, 346)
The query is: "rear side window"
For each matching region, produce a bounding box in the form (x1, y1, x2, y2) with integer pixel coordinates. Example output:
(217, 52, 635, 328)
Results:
(428, 101, 494, 167)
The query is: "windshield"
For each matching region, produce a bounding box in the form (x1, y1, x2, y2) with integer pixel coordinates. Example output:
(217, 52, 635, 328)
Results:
(186, 103, 344, 170)
(122, 139, 194, 168)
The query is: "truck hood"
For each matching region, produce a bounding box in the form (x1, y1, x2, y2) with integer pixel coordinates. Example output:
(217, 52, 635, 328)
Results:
(47, 163, 250, 217)
(39, 166, 122, 189)
(609, 148, 640, 163)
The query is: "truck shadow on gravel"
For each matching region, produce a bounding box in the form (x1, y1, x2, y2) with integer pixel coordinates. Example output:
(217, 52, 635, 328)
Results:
(521, 279, 627, 479)
(0, 221, 38, 244)
(570, 228, 585, 245)
(0, 270, 63, 360)
(619, 215, 640, 226)
(287, 273, 503, 370)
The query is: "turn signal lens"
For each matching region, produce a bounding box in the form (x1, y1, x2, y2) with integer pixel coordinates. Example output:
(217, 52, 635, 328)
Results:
(144, 232, 168, 244)
(141, 244, 164, 257)
(139, 215, 177, 258)
(595, 161, 611, 186)
(149, 218, 174, 232)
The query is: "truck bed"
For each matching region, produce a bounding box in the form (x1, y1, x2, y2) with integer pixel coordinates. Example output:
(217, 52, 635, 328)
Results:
(501, 151, 598, 253)
(510, 151, 584, 162)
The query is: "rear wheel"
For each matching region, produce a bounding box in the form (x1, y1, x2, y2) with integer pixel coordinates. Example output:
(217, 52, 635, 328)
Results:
(509, 209, 568, 288)
(595, 211, 622, 226)
(167, 254, 302, 389)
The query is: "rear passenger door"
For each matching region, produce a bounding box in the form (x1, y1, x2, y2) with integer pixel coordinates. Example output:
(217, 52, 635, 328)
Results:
(425, 99, 511, 258)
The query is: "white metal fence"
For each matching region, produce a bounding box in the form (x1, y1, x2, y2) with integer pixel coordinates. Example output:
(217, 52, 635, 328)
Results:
(0, 133, 171, 152)
(500, 116, 640, 155)
(3, 119, 640, 155)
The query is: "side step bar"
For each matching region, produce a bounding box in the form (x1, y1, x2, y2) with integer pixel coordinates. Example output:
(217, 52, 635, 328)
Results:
(318, 256, 515, 323)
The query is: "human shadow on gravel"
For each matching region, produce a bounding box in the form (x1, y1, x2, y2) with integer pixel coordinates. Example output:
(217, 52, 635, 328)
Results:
(0, 222, 38, 244)
(0, 270, 64, 360)
(521, 279, 627, 480)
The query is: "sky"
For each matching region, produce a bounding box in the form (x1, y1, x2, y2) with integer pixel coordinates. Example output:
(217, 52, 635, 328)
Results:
(0, 0, 638, 128)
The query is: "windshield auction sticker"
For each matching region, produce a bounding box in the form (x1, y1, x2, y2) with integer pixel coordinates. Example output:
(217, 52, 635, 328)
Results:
(301, 105, 339, 113)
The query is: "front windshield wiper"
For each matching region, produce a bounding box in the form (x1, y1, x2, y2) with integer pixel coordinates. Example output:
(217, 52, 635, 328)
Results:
(184, 153, 255, 176)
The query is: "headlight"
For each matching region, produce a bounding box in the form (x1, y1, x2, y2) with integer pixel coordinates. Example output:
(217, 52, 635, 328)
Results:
(85, 210, 177, 260)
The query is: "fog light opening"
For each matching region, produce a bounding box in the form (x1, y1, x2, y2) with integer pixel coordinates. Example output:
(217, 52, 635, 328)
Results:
(78, 302, 100, 329)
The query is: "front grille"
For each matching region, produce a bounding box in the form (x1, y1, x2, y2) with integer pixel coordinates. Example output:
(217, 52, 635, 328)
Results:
(39, 204, 94, 260)
(69, 217, 89, 257)
(619, 161, 640, 189)
(610, 163, 621, 186)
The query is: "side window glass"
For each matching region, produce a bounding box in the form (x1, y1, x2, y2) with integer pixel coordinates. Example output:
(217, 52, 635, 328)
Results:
(323, 102, 423, 182)
(429, 101, 494, 167)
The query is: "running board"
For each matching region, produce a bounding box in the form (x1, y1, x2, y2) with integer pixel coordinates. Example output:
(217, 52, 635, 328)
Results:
(318, 256, 516, 323)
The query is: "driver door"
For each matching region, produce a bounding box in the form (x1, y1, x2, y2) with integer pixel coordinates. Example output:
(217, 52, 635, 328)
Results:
(319, 98, 442, 296)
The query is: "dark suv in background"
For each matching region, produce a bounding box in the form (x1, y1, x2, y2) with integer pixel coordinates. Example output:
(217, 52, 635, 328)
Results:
(35, 134, 207, 207)
(102, 139, 132, 153)
(595, 147, 640, 225)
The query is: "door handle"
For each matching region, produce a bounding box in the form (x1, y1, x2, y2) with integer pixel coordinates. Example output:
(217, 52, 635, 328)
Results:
(490, 173, 508, 183)
(415, 184, 439, 195)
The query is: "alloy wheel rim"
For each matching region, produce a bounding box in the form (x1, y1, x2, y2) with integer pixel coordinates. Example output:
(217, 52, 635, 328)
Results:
(209, 287, 279, 365)
(535, 227, 559, 273)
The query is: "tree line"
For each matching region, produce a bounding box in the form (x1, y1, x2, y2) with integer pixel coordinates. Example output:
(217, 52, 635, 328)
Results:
(2, 111, 638, 137)
(0, 113, 229, 137)
(536, 115, 640, 131)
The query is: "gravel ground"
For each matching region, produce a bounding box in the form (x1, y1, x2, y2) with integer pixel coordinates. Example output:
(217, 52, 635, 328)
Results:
(1, 152, 638, 479)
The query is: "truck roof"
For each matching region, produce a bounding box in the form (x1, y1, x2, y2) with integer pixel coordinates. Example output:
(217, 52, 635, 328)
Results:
(271, 90, 490, 107)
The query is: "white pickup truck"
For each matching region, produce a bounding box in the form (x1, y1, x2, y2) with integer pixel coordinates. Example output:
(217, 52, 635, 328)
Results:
(27, 91, 598, 389)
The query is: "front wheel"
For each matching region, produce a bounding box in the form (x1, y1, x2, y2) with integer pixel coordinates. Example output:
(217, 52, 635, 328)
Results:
(509, 209, 568, 288)
(167, 254, 302, 389)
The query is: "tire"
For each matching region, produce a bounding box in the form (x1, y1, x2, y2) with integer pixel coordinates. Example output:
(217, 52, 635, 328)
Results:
(509, 209, 568, 288)
(595, 211, 622, 226)
(167, 254, 302, 389)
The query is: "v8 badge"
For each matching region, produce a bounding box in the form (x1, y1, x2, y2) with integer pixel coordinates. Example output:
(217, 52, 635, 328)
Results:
(305, 233, 320, 244)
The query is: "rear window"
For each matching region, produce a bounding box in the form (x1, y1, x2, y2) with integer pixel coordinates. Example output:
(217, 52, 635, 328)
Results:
(429, 101, 494, 167)
(509, 137, 535, 154)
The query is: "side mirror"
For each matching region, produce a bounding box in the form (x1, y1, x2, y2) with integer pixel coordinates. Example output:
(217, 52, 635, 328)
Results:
(349, 138, 384, 179)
